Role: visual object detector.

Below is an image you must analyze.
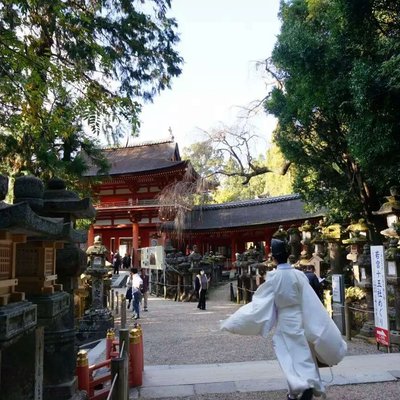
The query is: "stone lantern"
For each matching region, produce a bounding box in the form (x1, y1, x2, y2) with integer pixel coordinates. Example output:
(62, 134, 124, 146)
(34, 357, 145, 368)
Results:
(310, 218, 329, 278)
(298, 220, 314, 270)
(287, 224, 301, 262)
(77, 235, 114, 343)
(272, 224, 288, 241)
(321, 221, 346, 333)
(0, 175, 83, 400)
(13, 175, 96, 400)
(342, 218, 369, 284)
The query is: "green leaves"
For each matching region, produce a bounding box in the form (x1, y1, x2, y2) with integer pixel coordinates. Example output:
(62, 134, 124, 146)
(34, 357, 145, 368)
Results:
(0, 0, 182, 188)
(265, 0, 400, 223)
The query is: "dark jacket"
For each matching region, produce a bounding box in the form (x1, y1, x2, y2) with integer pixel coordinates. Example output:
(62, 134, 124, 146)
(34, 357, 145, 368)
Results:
(122, 255, 131, 269)
(141, 273, 149, 293)
(304, 271, 323, 300)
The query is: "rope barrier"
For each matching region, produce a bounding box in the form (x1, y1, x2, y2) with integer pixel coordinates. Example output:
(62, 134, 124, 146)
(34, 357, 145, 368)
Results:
(149, 280, 199, 289)
(236, 285, 256, 294)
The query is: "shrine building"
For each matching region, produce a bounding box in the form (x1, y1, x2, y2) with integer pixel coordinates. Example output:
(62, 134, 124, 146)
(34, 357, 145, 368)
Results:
(83, 140, 324, 265)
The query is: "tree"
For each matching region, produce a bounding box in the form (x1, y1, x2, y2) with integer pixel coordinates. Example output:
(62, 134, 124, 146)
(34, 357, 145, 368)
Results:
(213, 156, 268, 203)
(182, 140, 223, 183)
(264, 0, 400, 236)
(262, 142, 293, 197)
(0, 0, 182, 185)
(181, 127, 292, 204)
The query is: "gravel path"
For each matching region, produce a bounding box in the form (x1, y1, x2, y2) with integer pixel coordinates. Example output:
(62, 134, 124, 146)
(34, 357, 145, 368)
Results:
(132, 281, 382, 366)
(119, 280, 400, 399)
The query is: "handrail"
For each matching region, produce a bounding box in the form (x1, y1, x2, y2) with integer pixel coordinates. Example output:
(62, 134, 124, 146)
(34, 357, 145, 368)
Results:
(119, 341, 125, 357)
(95, 199, 160, 209)
(106, 373, 118, 400)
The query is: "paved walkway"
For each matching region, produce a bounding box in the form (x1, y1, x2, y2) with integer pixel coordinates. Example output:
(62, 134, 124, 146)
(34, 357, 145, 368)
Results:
(130, 353, 400, 399)
(88, 276, 400, 399)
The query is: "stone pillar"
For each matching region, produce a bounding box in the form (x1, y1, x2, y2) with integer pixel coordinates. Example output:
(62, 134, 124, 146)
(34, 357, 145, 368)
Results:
(385, 238, 400, 331)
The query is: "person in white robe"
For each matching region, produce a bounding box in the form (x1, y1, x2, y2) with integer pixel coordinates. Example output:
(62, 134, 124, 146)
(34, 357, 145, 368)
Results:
(221, 239, 347, 400)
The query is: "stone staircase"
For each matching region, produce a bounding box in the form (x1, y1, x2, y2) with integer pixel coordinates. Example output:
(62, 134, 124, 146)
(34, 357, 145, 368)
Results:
(111, 272, 128, 288)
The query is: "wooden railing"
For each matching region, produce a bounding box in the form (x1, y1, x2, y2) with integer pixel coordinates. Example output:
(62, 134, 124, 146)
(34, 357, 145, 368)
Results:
(95, 199, 159, 209)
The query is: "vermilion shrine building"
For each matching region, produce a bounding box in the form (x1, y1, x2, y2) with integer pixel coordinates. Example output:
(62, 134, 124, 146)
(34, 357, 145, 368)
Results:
(84, 140, 323, 265)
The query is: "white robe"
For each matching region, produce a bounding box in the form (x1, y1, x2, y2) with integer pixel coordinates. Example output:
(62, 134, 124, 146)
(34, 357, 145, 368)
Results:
(221, 263, 347, 396)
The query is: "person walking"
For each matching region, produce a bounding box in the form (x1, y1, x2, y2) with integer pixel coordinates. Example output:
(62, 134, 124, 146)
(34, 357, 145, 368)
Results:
(140, 268, 150, 312)
(197, 269, 210, 310)
(122, 253, 131, 270)
(125, 269, 134, 309)
(304, 265, 323, 302)
(128, 267, 143, 320)
(113, 251, 122, 275)
(221, 238, 347, 400)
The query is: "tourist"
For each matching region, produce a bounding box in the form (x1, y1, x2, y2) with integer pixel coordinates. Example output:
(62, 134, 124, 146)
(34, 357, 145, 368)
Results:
(128, 267, 143, 320)
(113, 251, 122, 275)
(125, 269, 133, 309)
(194, 272, 201, 302)
(221, 238, 347, 400)
(304, 265, 323, 301)
(122, 253, 131, 269)
(197, 269, 210, 310)
(140, 268, 150, 312)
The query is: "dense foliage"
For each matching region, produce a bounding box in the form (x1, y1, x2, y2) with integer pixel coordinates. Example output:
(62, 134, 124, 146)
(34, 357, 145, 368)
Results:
(265, 0, 400, 230)
(0, 0, 182, 184)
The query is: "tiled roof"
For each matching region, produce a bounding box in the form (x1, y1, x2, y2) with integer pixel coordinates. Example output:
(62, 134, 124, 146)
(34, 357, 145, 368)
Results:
(184, 195, 324, 230)
(83, 141, 185, 177)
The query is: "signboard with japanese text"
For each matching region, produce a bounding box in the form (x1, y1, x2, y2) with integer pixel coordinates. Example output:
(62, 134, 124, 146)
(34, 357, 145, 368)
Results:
(371, 245, 390, 346)
(140, 246, 165, 270)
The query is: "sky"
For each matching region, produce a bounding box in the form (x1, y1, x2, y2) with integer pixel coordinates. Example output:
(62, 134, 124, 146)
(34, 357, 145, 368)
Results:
(132, 0, 282, 153)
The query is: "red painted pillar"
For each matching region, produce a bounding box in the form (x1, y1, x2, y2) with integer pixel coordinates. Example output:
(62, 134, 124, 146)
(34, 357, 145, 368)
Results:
(132, 221, 139, 267)
(129, 327, 143, 387)
(231, 234, 238, 264)
(87, 225, 95, 247)
(76, 350, 90, 394)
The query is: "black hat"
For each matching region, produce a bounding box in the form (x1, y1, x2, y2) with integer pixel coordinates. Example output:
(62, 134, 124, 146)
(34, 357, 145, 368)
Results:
(271, 238, 288, 258)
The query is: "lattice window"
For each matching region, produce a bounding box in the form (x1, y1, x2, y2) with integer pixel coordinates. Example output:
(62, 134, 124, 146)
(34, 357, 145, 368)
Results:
(44, 248, 54, 275)
(0, 244, 11, 280)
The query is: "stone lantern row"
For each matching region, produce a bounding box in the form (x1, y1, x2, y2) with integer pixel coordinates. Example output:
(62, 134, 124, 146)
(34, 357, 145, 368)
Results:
(233, 185, 400, 343)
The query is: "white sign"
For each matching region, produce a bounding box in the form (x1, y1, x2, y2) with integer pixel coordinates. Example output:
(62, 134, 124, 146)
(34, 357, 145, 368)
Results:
(371, 245, 390, 346)
(140, 246, 165, 270)
(332, 274, 344, 303)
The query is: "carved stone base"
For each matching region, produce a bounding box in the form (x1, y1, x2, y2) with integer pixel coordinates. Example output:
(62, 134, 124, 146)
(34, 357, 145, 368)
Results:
(0, 301, 37, 346)
(358, 321, 375, 338)
(76, 308, 114, 345)
(44, 378, 78, 400)
(28, 291, 70, 321)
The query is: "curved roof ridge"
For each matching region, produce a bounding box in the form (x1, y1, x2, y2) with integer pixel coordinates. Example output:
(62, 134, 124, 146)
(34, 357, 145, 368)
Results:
(196, 194, 301, 210)
(103, 139, 174, 151)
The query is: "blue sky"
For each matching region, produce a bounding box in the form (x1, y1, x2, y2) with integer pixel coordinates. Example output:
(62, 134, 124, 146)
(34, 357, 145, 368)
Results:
(134, 0, 282, 152)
